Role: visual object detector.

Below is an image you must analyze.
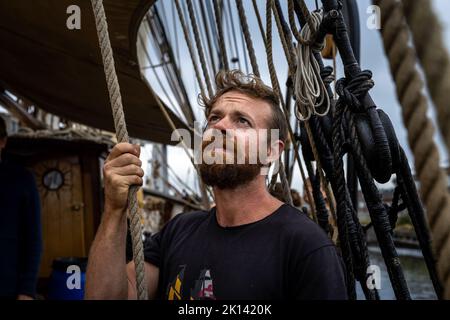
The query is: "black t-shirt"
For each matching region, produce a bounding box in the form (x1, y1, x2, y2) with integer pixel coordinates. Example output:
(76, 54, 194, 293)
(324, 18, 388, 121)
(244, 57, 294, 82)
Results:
(143, 204, 347, 300)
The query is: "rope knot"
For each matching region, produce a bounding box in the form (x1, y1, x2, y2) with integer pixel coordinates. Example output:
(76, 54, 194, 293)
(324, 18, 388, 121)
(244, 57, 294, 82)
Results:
(336, 70, 374, 113)
(321, 66, 335, 86)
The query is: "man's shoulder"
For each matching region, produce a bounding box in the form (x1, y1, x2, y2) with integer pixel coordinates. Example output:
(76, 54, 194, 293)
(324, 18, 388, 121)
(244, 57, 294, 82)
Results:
(172, 209, 210, 223)
(162, 210, 210, 233)
(275, 204, 322, 230)
(274, 204, 334, 254)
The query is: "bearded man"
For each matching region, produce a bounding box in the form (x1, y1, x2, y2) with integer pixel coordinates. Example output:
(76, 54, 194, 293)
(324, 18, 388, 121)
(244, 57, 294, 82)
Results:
(85, 70, 347, 300)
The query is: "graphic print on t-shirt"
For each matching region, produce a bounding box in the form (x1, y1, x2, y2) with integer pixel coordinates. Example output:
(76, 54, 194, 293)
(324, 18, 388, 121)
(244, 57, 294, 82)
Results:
(166, 265, 216, 300)
(190, 269, 216, 300)
(166, 265, 185, 300)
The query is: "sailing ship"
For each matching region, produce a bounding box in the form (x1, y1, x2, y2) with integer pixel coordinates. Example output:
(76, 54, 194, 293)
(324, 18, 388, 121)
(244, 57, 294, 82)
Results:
(0, 0, 449, 300)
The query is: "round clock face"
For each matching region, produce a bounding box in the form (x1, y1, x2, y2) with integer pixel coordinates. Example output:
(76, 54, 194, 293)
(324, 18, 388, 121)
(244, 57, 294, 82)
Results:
(42, 169, 64, 191)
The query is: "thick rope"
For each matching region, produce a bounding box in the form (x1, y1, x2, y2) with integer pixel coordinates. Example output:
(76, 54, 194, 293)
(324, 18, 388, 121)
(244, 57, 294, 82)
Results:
(332, 104, 356, 298)
(90, 0, 148, 300)
(374, 0, 450, 299)
(235, 0, 260, 77)
(213, 0, 230, 71)
(331, 71, 410, 298)
(186, 0, 214, 98)
(303, 121, 337, 220)
(174, 0, 207, 99)
(401, 0, 450, 156)
(347, 107, 410, 299)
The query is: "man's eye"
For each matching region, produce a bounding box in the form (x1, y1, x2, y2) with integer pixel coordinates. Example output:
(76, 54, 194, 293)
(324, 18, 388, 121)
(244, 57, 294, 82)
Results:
(208, 116, 219, 123)
(238, 117, 250, 125)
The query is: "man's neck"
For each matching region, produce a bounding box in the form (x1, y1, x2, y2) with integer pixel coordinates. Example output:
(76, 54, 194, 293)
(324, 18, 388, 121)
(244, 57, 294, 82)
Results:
(212, 177, 284, 227)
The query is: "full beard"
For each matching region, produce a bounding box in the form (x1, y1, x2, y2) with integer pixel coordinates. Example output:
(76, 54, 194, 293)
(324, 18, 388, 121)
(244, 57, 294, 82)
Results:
(199, 162, 263, 190)
(198, 136, 265, 190)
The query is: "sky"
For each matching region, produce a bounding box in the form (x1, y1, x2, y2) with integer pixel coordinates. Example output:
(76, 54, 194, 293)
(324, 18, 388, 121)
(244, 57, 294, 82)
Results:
(139, 0, 450, 195)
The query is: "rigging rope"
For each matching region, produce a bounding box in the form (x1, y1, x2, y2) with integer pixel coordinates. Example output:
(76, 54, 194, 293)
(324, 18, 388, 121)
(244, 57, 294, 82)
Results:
(283, 1, 387, 299)
(374, 0, 450, 299)
(271, 0, 296, 74)
(251, 0, 267, 45)
(279, 160, 294, 206)
(333, 71, 410, 299)
(401, 0, 450, 156)
(274, 1, 337, 229)
(290, 0, 318, 44)
(90, 0, 148, 300)
(225, 0, 242, 70)
(174, 0, 207, 99)
(198, 0, 219, 76)
(265, 0, 317, 218)
(213, 0, 230, 70)
(186, 0, 214, 97)
(285, 5, 337, 228)
(235, 0, 260, 76)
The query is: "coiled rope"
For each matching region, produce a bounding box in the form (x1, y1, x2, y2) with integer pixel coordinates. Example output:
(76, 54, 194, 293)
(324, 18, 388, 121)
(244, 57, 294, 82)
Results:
(293, 11, 330, 122)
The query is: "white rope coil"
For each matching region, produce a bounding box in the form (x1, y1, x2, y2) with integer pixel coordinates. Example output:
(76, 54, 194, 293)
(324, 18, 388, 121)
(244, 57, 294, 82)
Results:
(294, 11, 330, 121)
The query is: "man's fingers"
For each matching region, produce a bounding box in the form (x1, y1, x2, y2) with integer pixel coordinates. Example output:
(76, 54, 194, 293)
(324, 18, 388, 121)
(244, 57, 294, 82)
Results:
(112, 164, 145, 177)
(106, 153, 142, 168)
(122, 175, 144, 187)
(106, 143, 141, 162)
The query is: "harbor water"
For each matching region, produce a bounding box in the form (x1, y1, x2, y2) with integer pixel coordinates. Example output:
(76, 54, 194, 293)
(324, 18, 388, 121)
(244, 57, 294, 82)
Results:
(356, 246, 438, 300)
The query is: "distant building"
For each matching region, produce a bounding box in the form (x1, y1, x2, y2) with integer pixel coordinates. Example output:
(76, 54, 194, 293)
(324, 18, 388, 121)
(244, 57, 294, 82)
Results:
(357, 167, 450, 222)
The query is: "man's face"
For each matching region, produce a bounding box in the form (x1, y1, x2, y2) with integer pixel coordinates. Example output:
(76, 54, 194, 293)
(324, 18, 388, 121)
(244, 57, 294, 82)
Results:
(199, 91, 283, 189)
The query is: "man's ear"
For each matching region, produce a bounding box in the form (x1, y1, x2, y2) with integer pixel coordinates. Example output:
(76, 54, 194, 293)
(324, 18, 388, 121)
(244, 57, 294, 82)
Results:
(266, 139, 284, 164)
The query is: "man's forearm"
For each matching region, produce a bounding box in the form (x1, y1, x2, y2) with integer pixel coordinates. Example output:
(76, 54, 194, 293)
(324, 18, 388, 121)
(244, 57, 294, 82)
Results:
(85, 207, 128, 299)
